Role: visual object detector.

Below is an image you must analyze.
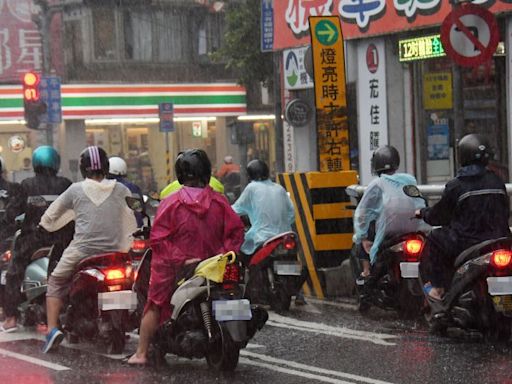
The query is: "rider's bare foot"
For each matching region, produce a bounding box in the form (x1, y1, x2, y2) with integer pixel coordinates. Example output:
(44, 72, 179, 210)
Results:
(126, 353, 147, 365)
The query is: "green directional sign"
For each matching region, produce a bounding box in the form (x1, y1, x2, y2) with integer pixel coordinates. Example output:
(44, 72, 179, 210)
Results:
(314, 19, 338, 46)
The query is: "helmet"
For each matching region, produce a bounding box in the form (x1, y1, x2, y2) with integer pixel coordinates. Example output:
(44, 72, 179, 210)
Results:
(32, 146, 61, 174)
(224, 155, 233, 164)
(79, 146, 109, 178)
(371, 145, 400, 176)
(247, 159, 269, 181)
(108, 156, 128, 176)
(175, 149, 212, 186)
(458, 133, 492, 167)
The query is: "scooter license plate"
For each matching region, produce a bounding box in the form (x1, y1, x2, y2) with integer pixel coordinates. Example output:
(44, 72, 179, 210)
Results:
(98, 290, 137, 311)
(212, 299, 252, 321)
(487, 276, 512, 295)
(0, 270, 6, 285)
(399, 262, 419, 278)
(273, 261, 302, 276)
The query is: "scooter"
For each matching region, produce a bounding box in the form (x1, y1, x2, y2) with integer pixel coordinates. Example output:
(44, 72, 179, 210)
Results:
(244, 231, 307, 312)
(404, 185, 512, 340)
(127, 196, 268, 371)
(346, 184, 428, 318)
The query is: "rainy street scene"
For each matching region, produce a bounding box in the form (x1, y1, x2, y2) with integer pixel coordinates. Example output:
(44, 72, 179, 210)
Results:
(1, 0, 512, 383)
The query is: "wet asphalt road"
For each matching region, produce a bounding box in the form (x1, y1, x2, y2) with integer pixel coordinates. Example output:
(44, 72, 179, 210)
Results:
(1, 298, 511, 384)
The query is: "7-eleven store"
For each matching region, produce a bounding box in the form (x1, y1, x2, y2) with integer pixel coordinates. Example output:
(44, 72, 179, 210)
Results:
(0, 83, 247, 193)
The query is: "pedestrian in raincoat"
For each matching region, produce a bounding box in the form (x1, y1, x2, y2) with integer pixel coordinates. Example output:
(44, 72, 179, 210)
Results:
(127, 149, 244, 366)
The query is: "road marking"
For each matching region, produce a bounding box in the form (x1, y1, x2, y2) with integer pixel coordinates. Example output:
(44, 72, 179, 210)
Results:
(240, 357, 357, 384)
(241, 351, 395, 384)
(305, 297, 358, 311)
(267, 313, 397, 346)
(0, 347, 71, 371)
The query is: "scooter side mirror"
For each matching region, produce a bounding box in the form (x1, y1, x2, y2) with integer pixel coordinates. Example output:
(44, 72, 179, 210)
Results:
(126, 196, 145, 214)
(403, 185, 421, 198)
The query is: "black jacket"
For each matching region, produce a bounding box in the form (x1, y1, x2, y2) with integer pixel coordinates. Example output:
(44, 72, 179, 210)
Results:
(0, 178, 25, 241)
(421, 165, 510, 244)
(20, 173, 72, 231)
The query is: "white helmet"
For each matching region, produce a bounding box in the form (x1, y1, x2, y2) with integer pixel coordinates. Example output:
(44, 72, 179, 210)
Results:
(108, 156, 127, 176)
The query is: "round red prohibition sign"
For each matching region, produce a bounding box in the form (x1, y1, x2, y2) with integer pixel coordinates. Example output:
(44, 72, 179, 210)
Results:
(440, 4, 499, 68)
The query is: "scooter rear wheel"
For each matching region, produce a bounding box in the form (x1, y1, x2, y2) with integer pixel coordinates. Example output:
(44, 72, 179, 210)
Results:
(103, 328, 125, 355)
(206, 322, 240, 371)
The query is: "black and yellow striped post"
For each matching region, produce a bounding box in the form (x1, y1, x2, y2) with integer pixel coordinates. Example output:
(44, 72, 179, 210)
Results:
(278, 171, 358, 298)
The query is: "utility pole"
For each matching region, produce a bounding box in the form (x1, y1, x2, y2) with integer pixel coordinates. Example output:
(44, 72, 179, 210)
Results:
(33, 0, 61, 147)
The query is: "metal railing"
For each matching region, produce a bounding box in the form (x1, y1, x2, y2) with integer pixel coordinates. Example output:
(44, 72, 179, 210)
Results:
(347, 184, 512, 198)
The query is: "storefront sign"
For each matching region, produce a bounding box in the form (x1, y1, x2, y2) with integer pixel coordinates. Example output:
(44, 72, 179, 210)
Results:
(0, 83, 247, 120)
(192, 121, 202, 137)
(427, 123, 450, 160)
(399, 34, 445, 62)
(310, 16, 349, 172)
(273, 1, 510, 50)
(283, 121, 296, 172)
(440, 3, 500, 68)
(283, 47, 314, 90)
(423, 72, 453, 110)
(284, 98, 311, 127)
(261, 0, 274, 52)
(357, 39, 388, 185)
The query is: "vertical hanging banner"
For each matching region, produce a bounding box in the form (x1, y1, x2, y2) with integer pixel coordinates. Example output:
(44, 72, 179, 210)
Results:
(356, 39, 388, 185)
(309, 16, 349, 172)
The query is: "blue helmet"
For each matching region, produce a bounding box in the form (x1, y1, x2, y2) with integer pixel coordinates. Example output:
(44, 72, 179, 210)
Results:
(32, 146, 61, 174)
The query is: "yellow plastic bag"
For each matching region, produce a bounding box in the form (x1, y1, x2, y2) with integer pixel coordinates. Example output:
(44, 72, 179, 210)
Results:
(194, 251, 236, 283)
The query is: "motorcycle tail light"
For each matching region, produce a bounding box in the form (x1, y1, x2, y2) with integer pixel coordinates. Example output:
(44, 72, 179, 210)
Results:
(132, 239, 150, 251)
(283, 236, 296, 250)
(104, 268, 126, 281)
(491, 250, 512, 269)
(223, 263, 240, 290)
(403, 239, 423, 261)
(1, 250, 11, 263)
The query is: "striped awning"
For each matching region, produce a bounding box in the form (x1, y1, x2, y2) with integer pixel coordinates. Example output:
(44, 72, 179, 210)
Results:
(0, 83, 247, 120)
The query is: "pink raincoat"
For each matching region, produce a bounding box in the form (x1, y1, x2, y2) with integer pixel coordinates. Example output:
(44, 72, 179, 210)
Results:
(147, 185, 244, 323)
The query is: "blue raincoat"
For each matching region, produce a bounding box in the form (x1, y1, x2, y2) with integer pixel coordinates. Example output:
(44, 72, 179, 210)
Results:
(353, 173, 428, 264)
(232, 179, 295, 255)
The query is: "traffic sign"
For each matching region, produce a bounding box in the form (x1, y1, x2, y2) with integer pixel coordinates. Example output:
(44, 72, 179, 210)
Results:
(39, 76, 62, 124)
(440, 4, 499, 68)
(313, 19, 339, 46)
(159, 102, 174, 132)
(261, 0, 274, 52)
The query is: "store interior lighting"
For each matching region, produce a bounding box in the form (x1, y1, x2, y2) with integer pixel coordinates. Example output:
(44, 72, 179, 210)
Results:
(237, 115, 275, 121)
(84, 117, 217, 125)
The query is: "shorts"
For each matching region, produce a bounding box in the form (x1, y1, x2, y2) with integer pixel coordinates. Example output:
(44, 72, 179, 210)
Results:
(46, 275, 71, 299)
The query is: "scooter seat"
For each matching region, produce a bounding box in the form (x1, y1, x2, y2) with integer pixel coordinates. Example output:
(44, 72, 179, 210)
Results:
(454, 237, 512, 268)
(31, 247, 52, 261)
(75, 252, 131, 271)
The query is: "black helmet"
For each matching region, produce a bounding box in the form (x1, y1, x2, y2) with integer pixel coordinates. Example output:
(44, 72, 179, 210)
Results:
(247, 159, 269, 181)
(458, 133, 492, 167)
(79, 146, 109, 179)
(371, 145, 400, 176)
(175, 149, 212, 186)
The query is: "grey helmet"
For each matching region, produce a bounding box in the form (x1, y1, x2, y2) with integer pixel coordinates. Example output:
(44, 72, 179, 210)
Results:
(371, 145, 400, 176)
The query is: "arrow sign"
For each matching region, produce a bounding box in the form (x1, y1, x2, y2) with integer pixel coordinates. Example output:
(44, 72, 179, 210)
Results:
(314, 19, 339, 46)
(440, 4, 499, 68)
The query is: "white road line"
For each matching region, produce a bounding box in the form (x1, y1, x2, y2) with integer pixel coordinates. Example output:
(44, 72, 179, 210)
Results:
(241, 351, 395, 384)
(0, 347, 71, 371)
(267, 313, 397, 346)
(240, 358, 357, 384)
(305, 297, 358, 311)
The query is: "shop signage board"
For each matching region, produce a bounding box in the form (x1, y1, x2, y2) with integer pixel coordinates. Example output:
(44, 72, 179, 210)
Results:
(423, 72, 453, 110)
(39, 76, 62, 124)
(309, 16, 349, 172)
(283, 121, 296, 172)
(440, 3, 500, 68)
(399, 34, 445, 62)
(284, 98, 311, 127)
(356, 38, 388, 185)
(273, 0, 510, 50)
(427, 123, 450, 161)
(261, 0, 274, 52)
(159, 102, 174, 132)
(283, 46, 314, 90)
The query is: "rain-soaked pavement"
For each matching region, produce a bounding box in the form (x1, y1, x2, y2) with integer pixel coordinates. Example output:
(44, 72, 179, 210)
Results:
(1, 298, 511, 384)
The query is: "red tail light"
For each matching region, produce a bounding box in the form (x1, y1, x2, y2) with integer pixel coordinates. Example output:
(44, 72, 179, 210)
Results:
(491, 250, 512, 269)
(104, 268, 126, 281)
(403, 239, 423, 261)
(284, 236, 296, 250)
(1, 250, 11, 263)
(223, 264, 240, 290)
(132, 239, 150, 251)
